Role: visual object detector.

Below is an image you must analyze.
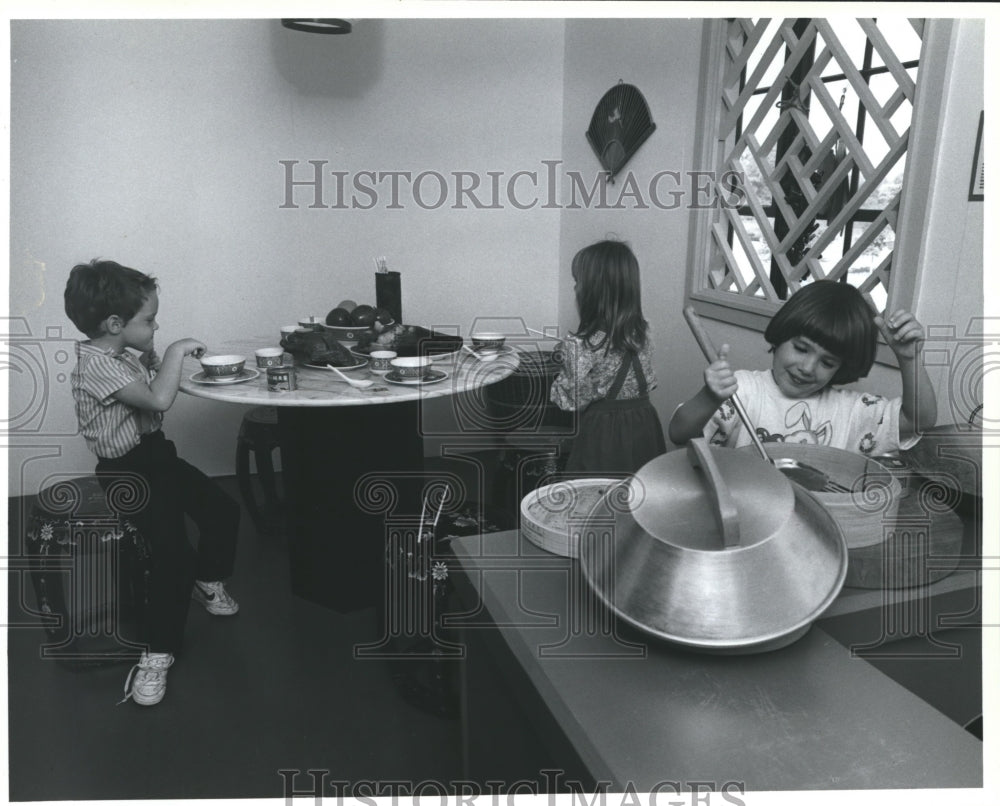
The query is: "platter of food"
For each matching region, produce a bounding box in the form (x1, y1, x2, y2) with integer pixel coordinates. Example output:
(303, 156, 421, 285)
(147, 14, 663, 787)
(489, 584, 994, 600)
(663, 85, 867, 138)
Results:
(352, 324, 464, 360)
(280, 329, 368, 368)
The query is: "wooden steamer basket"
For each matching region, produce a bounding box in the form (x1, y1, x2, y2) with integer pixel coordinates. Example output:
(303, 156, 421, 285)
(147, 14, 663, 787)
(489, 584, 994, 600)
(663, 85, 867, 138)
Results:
(521, 478, 622, 558)
(745, 443, 966, 590)
(578, 439, 848, 654)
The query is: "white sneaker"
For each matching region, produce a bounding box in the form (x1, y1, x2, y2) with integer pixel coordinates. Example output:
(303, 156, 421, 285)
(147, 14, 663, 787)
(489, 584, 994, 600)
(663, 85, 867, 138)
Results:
(119, 651, 174, 706)
(192, 580, 240, 616)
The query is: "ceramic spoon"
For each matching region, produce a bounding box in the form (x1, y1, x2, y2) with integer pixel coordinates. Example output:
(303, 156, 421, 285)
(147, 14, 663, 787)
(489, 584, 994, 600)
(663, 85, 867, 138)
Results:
(326, 364, 374, 389)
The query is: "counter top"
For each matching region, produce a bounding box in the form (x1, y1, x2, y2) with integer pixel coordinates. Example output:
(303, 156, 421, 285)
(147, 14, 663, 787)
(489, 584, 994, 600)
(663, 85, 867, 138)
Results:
(179, 337, 518, 407)
(448, 527, 984, 792)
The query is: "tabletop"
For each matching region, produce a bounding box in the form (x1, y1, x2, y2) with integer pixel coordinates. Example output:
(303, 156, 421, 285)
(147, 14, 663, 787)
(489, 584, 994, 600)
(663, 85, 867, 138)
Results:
(179, 337, 520, 407)
(448, 526, 984, 792)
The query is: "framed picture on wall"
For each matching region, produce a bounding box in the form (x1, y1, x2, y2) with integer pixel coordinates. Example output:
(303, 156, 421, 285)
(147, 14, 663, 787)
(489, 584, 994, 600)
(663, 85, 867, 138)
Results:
(969, 110, 984, 202)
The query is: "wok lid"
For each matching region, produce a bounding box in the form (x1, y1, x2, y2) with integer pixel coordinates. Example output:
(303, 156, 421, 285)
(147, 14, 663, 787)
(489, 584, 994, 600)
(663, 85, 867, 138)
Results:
(579, 439, 848, 653)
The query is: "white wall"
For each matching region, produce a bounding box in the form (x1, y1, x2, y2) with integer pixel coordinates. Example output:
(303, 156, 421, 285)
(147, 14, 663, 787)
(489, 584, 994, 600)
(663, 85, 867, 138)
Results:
(8, 18, 565, 495)
(556, 18, 706, 432)
(909, 19, 985, 427)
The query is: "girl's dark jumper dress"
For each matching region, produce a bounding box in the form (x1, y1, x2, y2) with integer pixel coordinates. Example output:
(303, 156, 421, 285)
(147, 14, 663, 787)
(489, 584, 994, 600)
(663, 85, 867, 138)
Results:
(564, 349, 666, 475)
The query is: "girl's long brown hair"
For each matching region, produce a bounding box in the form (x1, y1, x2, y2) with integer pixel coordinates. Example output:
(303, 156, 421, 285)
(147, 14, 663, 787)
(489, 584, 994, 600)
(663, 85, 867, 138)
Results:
(571, 240, 648, 353)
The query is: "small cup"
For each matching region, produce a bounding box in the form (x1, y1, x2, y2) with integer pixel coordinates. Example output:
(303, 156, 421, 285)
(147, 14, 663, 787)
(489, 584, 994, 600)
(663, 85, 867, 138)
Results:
(390, 356, 432, 379)
(369, 350, 397, 375)
(471, 331, 506, 352)
(255, 347, 284, 369)
(298, 316, 324, 331)
(280, 325, 300, 340)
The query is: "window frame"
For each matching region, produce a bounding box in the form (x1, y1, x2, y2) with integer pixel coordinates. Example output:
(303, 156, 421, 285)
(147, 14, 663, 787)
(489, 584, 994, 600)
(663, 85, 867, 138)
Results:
(684, 18, 958, 368)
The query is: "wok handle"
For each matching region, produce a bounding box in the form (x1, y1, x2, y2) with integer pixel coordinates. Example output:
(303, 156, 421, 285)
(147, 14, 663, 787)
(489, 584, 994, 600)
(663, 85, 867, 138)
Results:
(687, 438, 741, 549)
(682, 306, 772, 465)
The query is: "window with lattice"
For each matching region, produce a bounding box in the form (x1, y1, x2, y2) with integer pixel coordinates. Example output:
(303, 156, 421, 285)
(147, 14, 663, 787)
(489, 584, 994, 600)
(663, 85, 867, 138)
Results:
(691, 18, 928, 321)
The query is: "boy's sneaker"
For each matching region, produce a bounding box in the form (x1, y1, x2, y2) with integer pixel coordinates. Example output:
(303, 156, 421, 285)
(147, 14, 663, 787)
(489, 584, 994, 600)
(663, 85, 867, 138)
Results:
(119, 651, 174, 706)
(192, 580, 240, 616)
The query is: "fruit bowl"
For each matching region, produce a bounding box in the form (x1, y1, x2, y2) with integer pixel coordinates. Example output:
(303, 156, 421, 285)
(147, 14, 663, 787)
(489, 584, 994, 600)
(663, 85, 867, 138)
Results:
(320, 324, 370, 344)
(321, 320, 394, 345)
(324, 303, 395, 345)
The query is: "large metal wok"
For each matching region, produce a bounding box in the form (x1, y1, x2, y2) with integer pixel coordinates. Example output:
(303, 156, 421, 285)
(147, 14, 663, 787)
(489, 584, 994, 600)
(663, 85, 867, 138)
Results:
(578, 439, 849, 654)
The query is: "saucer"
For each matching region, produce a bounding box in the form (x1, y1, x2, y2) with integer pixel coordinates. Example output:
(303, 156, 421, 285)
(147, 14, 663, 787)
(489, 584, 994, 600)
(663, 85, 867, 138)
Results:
(190, 368, 260, 385)
(384, 369, 449, 386)
(470, 344, 515, 357)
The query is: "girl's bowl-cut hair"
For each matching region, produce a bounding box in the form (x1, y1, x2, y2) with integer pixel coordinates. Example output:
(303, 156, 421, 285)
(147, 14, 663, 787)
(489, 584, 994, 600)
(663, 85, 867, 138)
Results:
(764, 280, 878, 385)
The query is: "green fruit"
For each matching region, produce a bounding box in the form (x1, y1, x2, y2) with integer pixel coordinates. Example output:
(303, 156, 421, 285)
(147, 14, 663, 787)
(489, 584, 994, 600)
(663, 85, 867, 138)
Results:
(336, 299, 357, 313)
(350, 304, 376, 327)
(374, 307, 394, 325)
(325, 307, 351, 326)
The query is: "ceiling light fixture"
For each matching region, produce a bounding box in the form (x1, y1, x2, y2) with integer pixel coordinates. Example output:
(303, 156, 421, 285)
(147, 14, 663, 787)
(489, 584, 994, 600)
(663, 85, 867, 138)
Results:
(281, 19, 353, 35)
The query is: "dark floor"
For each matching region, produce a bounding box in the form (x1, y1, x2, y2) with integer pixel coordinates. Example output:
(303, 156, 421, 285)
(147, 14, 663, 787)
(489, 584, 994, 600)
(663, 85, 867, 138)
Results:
(6, 459, 524, 802)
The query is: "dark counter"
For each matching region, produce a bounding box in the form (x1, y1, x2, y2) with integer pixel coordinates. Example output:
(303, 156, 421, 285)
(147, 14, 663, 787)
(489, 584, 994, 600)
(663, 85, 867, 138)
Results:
(446, 527, 983, 792)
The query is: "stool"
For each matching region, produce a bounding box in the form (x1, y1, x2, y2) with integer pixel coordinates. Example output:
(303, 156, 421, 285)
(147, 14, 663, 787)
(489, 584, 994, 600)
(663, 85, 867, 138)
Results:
(24, 475, 150, 664)
(235, 406, 284, 532)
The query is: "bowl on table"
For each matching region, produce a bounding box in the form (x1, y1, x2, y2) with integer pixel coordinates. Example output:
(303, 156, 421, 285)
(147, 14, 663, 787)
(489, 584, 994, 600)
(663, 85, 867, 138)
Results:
(298, 316, 325, 331)
(471, 331, 506, 352)
(200, 354, 246, 379)
(390, 356, 433, 379)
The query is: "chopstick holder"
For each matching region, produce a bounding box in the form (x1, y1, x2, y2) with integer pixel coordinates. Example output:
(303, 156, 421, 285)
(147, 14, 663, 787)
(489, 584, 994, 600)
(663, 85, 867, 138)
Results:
(376, 271, 402, 325)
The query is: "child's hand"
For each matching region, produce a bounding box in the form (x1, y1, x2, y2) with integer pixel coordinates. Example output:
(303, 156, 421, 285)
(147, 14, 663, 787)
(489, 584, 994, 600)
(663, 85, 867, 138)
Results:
(168, 338, 207, 359)
(705, 343, 739, 402)
(875, 310, 924, 361)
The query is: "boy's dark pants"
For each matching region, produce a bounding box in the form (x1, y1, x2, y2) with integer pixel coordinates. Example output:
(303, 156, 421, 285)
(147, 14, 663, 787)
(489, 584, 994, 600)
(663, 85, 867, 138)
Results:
(96, 430, 240, 654)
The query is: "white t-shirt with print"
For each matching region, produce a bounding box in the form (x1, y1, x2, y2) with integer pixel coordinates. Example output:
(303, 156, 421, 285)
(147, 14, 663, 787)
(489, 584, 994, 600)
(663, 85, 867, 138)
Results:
(703, 369, 918, 455)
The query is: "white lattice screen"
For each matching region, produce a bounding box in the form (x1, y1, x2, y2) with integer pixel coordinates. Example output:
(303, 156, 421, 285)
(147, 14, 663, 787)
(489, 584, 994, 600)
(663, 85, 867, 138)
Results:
(703, 18, 924, 313)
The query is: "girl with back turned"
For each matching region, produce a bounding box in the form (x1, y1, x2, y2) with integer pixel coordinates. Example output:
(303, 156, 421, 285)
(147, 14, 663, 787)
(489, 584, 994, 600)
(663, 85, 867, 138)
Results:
(550, 239, 667, 474)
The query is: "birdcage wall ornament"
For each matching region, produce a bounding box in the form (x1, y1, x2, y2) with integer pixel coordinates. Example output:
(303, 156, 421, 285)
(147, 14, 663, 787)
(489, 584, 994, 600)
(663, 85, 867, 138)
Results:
(585, 81, 657, 182)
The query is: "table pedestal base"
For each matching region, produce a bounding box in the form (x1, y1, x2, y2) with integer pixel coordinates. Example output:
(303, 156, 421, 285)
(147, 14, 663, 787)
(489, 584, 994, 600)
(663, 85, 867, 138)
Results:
(278, 404, 424, 613)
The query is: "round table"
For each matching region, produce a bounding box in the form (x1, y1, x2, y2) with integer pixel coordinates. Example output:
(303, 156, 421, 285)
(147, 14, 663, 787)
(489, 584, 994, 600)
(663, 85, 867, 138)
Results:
(181, 339, 519, 611)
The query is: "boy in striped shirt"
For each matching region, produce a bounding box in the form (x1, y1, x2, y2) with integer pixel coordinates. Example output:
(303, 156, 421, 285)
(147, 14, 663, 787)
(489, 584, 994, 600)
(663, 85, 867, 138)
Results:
(65, 259, 241, 706)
